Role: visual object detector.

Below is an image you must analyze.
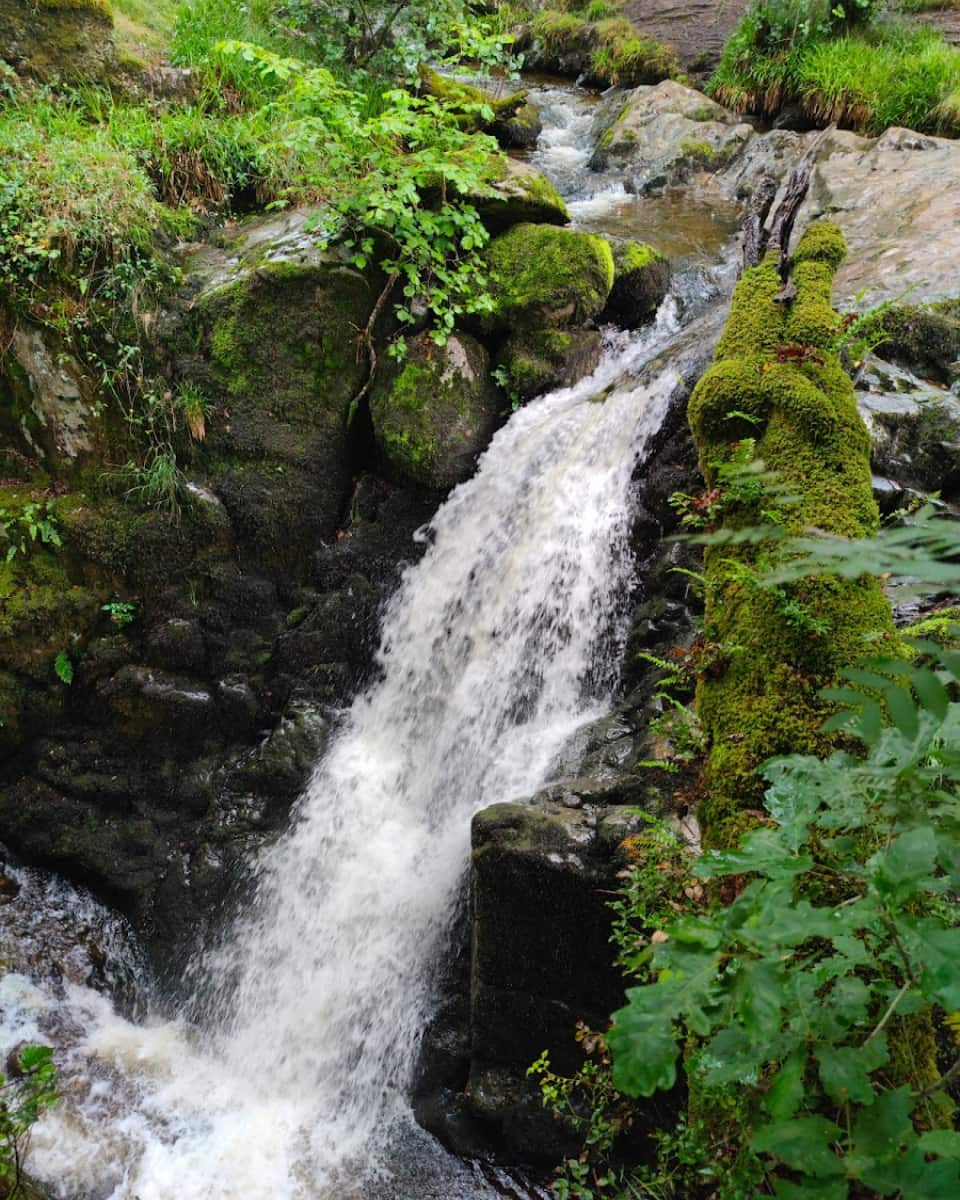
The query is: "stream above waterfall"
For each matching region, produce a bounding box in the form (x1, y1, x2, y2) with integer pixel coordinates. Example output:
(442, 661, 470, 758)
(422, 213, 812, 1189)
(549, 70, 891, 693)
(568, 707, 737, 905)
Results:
(0, 75, 739, 1200)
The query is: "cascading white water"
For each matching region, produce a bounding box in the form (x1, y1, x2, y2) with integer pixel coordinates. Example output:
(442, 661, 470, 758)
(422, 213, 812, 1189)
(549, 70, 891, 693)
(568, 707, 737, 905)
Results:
(0, 304, 685, 1200)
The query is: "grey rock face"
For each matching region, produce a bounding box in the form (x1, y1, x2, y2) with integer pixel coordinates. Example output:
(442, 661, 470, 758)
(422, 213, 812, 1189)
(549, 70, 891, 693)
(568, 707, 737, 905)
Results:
(4, 325, 99, 467)
(589, 80, 753, 192)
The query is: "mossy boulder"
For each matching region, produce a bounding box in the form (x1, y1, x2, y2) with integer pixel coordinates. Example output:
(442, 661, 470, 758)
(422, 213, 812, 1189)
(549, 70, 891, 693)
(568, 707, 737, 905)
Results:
(473, 157, 569, 232)
(417, 67, 543, 150)
(482, 224, 614, 333)
(369, 332, 501, 490)
(494, 326, 602, 403)
(876, 303, 960, 386)
(602, 241, 670, 329)
(687, 222, 896, 848)
(161, 209, 377, 573)
(525, 9, 596, 77)
(580, 16, 680, 89)
(0, 0, 117, 81)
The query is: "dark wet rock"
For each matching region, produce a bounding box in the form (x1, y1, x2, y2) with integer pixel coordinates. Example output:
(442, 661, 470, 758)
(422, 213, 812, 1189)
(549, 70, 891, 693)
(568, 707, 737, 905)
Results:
(147, 618, 207, 674)
(602, 242, 671, 329)
(857, 355, 960, 501)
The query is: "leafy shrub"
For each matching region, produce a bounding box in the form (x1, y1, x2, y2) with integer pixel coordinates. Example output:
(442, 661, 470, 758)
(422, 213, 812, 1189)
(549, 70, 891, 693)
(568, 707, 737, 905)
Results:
(533, 511, 960, 1198)
(0, 1045, 58, 1190)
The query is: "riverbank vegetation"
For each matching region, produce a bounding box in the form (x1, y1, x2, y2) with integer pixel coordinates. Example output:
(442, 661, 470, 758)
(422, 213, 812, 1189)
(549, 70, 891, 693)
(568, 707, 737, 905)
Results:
(529, 227, 960, 1197)
(711, 0, 960, 133)
(0, 0, 518, 358)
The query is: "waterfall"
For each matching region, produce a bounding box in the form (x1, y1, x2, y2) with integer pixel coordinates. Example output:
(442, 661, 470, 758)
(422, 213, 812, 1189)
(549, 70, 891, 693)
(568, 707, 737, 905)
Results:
(0, 305, 685, 1200)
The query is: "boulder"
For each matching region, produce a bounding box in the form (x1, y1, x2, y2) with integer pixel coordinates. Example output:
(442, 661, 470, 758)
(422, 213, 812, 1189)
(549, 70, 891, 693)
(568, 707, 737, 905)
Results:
(493, 326, 602, 403)
(0, 0, 117, 81)
(474, 157, 570, 231)
(482, 224, 614, 332)
(589, 79, 753, 192)
(469, 797, 639, 1075)
(370, 332, 501, 490)
(857, 355, 960, 501)
(602, 242, 671, 329)
(796, 126, 960, 306)
(161, 208, 377, 573)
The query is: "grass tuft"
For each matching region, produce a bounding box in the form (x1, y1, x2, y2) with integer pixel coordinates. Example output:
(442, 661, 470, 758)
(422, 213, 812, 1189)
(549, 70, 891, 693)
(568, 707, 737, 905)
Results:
(711, 12, 960, 134)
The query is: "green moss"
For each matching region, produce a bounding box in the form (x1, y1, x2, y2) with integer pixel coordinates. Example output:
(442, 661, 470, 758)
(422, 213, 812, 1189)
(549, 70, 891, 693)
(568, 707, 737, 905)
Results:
(904, 605, 960, 650)
(418, 67, 527, 119)
(495, 324, 599, 401)
(482, 156, 569, 227)
(688, 223, 896, 848)
(605, 241, 670, 328)
(877, 303, 960, 384)
(620, 242, 659, 273)
(590, 17, 679, 87)
(531, 9, 588, 51)
(791, 220, 847, 271)
(369, 332, 498, 489)
(37, 0, 112, 16)
(483, 224, 614, 331)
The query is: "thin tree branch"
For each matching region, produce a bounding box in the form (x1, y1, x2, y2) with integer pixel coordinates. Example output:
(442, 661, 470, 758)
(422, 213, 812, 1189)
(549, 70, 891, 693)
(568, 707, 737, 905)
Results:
(350, 270, 399, 409)
(865, 982, 910, 1045)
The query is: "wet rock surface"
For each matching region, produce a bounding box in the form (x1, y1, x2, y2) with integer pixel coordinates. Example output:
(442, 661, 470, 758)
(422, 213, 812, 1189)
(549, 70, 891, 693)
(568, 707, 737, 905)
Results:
(416, 329, 710, 1161)
(589, 80, 752, 192)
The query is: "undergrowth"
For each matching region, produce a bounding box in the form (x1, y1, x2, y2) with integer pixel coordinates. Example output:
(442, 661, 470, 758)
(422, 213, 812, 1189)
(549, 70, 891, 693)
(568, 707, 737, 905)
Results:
(0, 0, 513, 509)
(533, 511, 960, 1200)
(711, 3, 960, 134)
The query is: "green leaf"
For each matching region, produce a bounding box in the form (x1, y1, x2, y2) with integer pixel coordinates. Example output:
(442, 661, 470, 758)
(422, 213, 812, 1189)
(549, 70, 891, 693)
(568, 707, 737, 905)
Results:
(868, 827, 938, 900)
(850, 1086, 915, 1173)
(54, 650, 73, 686)
(696, 828, 812, 880)
(816, 1035, 888, 1105)
(752, 1116, 845, 1177)
(773, 1179, 848, 1200)
(884, 683, 919, 738)
(764, 773, 820, 852)
(765, 1049, 806, 1119)
(609, 988, 680, 1097)
(917, 1130, 960, 1160)
(733, 959, 785, 1042)
(899, 918, 960, 1008)
(862, 1145, 960, 1198)
(910, 666, 950, 722)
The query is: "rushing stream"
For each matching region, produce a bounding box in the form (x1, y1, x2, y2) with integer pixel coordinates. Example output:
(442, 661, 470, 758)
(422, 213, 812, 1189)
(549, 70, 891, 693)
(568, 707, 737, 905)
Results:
(0, 78, 737, 1200)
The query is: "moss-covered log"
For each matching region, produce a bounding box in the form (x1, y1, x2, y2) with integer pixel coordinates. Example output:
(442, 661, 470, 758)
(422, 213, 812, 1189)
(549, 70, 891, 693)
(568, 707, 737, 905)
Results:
(688, 221, 897, 848)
